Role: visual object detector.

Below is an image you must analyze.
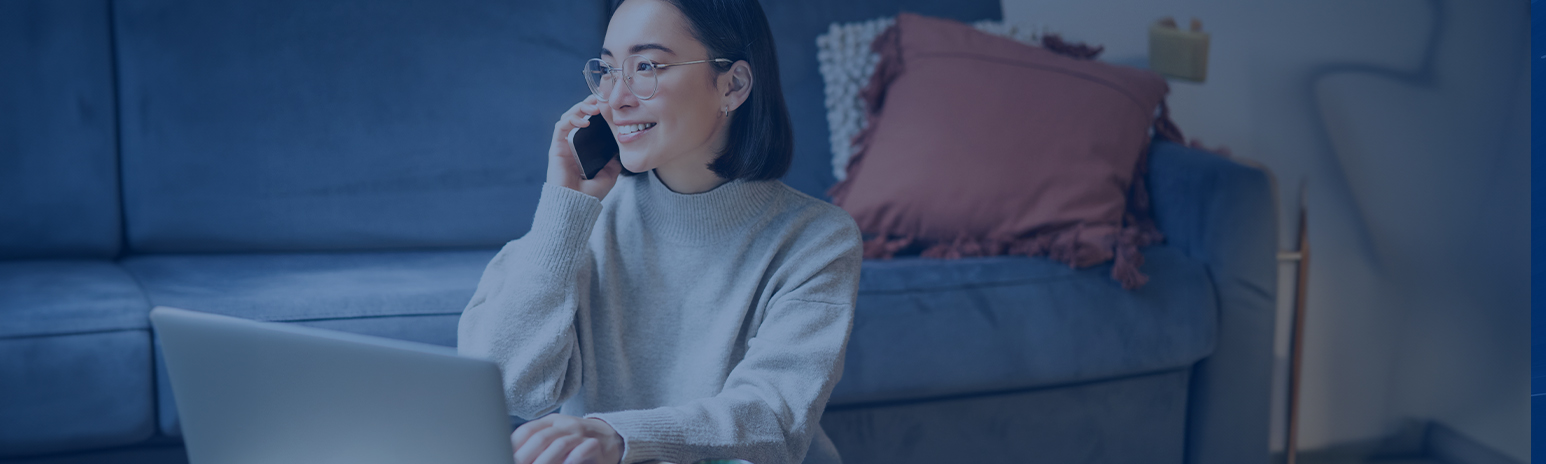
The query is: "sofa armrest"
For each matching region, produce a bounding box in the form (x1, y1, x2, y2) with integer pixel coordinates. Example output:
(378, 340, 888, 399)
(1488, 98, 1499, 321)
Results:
(1146, 140, 1279, 464)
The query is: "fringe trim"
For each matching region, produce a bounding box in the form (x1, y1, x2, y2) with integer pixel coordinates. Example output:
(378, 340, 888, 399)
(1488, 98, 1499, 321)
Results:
(1040, 34, 1105, 60)
(828, 23, 903, 204)
(1153, 100, 1185, 144)
(861, 220, 1163, 290)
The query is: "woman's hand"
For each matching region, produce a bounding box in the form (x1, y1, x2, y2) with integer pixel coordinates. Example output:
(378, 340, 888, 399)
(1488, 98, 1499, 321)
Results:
(511, 413, 624, 464)
(548, 95, 624, 201)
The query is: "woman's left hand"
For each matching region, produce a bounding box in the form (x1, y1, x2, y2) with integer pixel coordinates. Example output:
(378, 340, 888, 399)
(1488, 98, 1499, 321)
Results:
(511, 413, 624, 464)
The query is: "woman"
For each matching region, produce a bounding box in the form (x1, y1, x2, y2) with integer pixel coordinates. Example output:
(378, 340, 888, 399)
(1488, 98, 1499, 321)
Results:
(456, 0, 863, 463)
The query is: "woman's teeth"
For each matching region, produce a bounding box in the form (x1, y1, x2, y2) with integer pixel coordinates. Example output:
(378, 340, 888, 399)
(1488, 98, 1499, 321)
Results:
(620, 122, 656, 135)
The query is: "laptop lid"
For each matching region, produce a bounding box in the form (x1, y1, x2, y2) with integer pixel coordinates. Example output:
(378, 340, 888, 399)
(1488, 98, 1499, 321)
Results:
(150, 306, 514, 464)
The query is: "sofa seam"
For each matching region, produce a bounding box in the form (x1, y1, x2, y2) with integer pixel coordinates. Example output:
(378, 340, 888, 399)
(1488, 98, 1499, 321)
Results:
(825, 365, 1196, 411)
(857, 272, 1120, 295)
(265, 312, 465, 323)
(0, 327, 148, 342)
(108, 0, 129, 259)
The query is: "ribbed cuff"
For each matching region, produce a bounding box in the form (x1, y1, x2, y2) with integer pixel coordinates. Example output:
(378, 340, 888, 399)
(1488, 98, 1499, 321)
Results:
(586, 409, 687, 464)
(526, 183, 604, 278)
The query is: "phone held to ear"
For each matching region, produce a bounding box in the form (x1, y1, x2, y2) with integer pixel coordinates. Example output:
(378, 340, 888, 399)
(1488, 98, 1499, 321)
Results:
(572, 114, 619, 180)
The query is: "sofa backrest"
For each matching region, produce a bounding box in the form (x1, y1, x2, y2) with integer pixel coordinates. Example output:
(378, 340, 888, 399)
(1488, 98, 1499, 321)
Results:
(0, 0, 122, 259)
(113, 0, 605, 253)
(761, 0, 1002, 200)
(7, 0, 1001, 256)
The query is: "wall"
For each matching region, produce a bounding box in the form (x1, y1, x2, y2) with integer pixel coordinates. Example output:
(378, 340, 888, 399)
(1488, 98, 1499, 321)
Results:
(998, 0, 1529, 460)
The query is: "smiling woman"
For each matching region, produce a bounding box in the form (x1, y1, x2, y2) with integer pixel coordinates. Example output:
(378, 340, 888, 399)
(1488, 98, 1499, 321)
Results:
(455, 0, 859, 464)
(598, 0, 793, 193)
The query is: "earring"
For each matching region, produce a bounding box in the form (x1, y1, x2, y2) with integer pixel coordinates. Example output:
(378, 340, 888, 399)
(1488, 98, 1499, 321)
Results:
(721, 106, 730, 117)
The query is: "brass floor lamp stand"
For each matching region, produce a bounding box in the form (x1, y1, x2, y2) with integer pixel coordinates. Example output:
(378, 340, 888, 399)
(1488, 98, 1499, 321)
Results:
(1284, 203, 1310, 464)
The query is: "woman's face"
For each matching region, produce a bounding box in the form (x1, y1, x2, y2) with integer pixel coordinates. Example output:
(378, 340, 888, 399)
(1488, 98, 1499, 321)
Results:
(599, 0, 730, 176)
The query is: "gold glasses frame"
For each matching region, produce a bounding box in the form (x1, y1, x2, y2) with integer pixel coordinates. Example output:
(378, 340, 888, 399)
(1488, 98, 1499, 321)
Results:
(584, 54, 733, 102)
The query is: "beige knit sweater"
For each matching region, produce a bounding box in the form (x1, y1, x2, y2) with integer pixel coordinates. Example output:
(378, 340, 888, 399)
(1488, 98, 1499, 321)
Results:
(458, 169, 862, 464)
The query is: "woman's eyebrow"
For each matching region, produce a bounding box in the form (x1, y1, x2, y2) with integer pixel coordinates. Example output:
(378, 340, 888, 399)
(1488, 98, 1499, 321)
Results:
(630, 43, 676, 55)
(601, 43, 677, 57)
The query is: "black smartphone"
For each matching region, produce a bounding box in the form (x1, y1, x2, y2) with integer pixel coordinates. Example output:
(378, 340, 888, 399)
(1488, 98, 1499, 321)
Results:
(571, 114, 619, 180)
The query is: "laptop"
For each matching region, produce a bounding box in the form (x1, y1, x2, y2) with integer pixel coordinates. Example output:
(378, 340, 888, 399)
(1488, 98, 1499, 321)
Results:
(150, 306, 515, 464)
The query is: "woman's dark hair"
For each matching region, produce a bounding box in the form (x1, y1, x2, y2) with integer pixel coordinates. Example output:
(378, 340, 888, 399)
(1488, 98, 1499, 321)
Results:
(611, 0, 793, 181)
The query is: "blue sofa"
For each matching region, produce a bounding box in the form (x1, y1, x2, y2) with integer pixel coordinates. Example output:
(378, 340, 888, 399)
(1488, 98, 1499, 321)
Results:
(0, 0, 1277, 463)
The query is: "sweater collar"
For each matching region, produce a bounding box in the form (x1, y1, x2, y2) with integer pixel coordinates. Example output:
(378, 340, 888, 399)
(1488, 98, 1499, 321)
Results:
(635, 169, 781, 243)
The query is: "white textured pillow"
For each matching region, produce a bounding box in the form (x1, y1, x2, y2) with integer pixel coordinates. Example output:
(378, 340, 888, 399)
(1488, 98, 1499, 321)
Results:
(816, 17, 1047, 181)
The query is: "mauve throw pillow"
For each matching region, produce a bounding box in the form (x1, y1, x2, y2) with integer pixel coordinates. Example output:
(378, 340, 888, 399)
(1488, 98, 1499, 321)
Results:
(827, 12, 1168, 289)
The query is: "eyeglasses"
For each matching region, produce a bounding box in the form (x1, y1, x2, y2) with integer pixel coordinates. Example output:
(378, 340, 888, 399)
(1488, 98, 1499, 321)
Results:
(584, 54, 732, 102)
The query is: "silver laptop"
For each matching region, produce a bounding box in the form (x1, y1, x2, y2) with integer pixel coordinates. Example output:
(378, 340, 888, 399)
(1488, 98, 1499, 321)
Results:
(150, 306, 514, 464)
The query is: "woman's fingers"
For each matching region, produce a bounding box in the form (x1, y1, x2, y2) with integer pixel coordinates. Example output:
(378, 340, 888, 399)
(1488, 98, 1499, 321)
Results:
(512, 414, 599, 464)
(511, 417, 555, 450)
(546, 95, 619, 200)
(552, 99, 601, 140)
(570, 98, 600, 119)
(531, 435, 584, 464)
(515, 426, 567, 464)
(553, 117, 585, 141)
(597, 157, 622, 177)
(563, 438, 601, 464)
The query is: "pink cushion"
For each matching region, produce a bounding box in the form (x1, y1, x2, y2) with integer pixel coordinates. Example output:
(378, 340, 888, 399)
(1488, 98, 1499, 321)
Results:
(828, 12, 1169, 288)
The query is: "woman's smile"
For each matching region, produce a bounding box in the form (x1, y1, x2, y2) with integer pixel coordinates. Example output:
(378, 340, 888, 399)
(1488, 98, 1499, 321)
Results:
(614, 120, 657, 143)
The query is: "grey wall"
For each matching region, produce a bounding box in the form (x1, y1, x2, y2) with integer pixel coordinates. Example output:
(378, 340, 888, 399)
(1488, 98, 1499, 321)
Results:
(998, 0, 1528, 461)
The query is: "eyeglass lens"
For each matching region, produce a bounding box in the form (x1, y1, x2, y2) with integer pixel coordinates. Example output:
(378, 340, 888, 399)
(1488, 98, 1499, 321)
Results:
(583, 55, 659, 102)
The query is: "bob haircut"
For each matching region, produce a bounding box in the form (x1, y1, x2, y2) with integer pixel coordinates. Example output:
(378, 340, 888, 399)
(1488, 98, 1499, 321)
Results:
(610, 0, 793, 181)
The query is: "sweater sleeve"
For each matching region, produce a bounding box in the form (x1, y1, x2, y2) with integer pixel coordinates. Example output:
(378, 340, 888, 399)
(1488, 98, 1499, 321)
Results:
(588, 221, 863, 464)
(458, 183, 604, 419)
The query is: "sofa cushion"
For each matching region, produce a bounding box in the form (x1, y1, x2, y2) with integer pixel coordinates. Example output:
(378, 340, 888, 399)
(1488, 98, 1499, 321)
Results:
(759, 0, 1000, 200)
(113, 0, 605, 253)
(0, 261, 152, 338)
(829, 245, 1216, 406)
(822, 368, 1190, 463)
(0, 0, 121, 259)
(123, 248, 497, 436)
(0, 261, 155, 456)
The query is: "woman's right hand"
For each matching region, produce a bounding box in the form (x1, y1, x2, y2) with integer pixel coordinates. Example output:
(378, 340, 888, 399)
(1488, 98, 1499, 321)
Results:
(547, 95, 623, 201)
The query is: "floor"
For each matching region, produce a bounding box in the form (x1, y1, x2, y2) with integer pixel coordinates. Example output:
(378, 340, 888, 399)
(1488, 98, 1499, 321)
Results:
(9, 442, 1460, 464)
(0, 445, 187, 464)
(1297, 457, 1446, 464)
(12, 447, 1454, 464)
(1281, 448, 1448, 464)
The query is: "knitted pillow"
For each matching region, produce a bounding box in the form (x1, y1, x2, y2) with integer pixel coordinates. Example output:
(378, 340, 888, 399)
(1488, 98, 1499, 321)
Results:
(816, 17, 1044, 181)
(827, 12, 1168, 289)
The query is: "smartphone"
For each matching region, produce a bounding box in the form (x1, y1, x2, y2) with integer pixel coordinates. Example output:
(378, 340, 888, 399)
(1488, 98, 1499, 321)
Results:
(571, 114, 619, 180)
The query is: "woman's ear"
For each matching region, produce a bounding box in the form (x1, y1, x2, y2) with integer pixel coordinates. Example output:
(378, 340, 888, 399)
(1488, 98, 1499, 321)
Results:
(723, 60, 753, 112)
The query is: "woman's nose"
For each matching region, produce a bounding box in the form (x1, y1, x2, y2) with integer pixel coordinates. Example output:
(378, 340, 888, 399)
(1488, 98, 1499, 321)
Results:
(607, 78, 638, 109)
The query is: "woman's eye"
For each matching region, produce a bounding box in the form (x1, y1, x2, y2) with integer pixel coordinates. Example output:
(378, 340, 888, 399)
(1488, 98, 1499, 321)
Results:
(636, 62, 654, 72)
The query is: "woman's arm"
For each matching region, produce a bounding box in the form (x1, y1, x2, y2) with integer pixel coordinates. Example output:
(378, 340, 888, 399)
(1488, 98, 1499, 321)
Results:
(458, 182, 603, 419)
(459, 95, 619, 419)
(588, 224, 864, 464)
